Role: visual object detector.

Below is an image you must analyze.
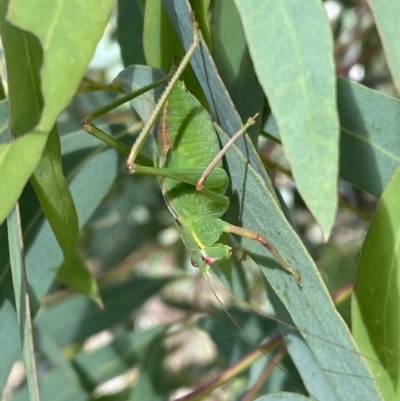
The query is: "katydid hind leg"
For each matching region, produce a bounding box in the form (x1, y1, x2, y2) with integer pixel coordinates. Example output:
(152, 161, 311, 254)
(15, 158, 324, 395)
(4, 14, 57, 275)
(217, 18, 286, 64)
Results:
(223, 222, 301, 283)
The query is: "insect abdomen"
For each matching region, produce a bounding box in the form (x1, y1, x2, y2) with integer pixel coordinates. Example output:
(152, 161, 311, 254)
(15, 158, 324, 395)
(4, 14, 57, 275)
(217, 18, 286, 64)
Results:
(158, 83, 229, 220)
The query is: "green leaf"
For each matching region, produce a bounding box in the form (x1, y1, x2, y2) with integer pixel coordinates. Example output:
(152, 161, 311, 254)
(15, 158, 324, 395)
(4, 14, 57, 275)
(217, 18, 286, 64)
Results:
(0, 100, 8, 143)
(143, 0, 184, 72)
(34, 328, 81, 379)
(190, 0, 211, 49)
(7, 205, 40, 401)
(367, 1, 400, 93)
(0, 0, 114, 224)
(143, 0, 207, 108)
(352, 165, 400, 401)
(22, 132, 119, 313)
(0, 74, 5, 101)
(10, 368, 88, 401)
(161, 2, 382, 400)
(117, 0, 146, 66)
(30, 126, 79, 267)
(338, 78, 400, 197)
(265, 276, 344, 400)
(265, 78, 400, 198)
(8, 0, 114, 132)
(61, 132, 119, 232)
(57, 252, 102, 307)
(17, 328, 90, 401)
(233, 0, 339, 238)
(73, 326, 168, 389)
(131, 331, 168, 401)
(211, 0, 264, 143)
(35, 276, 172, 347)
(0, 135, 47, 221)
(29, 124, 99, 303)
(0, 269, 21, 389)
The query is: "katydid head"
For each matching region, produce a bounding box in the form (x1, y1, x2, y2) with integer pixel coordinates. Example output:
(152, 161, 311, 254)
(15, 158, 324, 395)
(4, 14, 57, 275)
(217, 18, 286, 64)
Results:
(190, 244, 232, 276)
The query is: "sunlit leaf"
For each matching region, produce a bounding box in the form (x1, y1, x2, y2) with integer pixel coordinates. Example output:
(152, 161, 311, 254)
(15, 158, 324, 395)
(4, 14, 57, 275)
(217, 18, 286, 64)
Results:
(353, 165, 400, 401)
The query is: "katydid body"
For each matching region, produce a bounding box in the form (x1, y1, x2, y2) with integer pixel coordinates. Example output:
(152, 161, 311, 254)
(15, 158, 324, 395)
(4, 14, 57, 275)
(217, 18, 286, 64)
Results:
(156, 82, 232, 273)
(84, 27, 300, 282)
(136, 82, 299, 280)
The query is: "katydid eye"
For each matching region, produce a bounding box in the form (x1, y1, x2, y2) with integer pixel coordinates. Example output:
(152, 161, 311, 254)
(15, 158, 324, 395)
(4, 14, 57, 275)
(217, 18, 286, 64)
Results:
(191, 260, 199, 267)
(203, 256, 215, 265)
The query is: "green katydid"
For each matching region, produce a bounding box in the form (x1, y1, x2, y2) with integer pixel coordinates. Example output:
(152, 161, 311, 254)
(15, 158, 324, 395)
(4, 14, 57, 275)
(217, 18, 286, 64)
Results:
(83, 26, 300, 283)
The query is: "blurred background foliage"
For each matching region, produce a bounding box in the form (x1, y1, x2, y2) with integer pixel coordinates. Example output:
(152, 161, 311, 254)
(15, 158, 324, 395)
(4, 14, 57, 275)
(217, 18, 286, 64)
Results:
(1, 0, 398, 400)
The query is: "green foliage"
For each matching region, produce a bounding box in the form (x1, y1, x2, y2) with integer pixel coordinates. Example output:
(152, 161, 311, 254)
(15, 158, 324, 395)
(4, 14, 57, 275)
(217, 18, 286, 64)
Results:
(235, 0, 339, 237)
(1, 1, 399, 401)
(353, 166, 400, 401)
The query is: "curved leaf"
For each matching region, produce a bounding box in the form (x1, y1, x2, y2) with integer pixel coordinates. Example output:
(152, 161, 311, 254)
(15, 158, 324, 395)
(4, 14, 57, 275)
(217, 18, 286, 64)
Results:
(143, 0, 183, 72)
(338, 78, 400, 197)
(30, 127, 79, 267)
(211, 0, 264, 143)
(367, 0, 400, 93)
(0, 276, 21, 389)
(8, 0, 114, 133)
(57, 252, 102, 308)
(7, 205, 39, 401)
(234, 0, 339, 238)
(24, 132, 118, 312)
(117, 0, 146, 67)
(265, 78, 400, 198)
(353, 165, 400, 401)
(0, 1, 48, 233)
(0, 0, 114, 224)
(0, 100, 8, 144)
